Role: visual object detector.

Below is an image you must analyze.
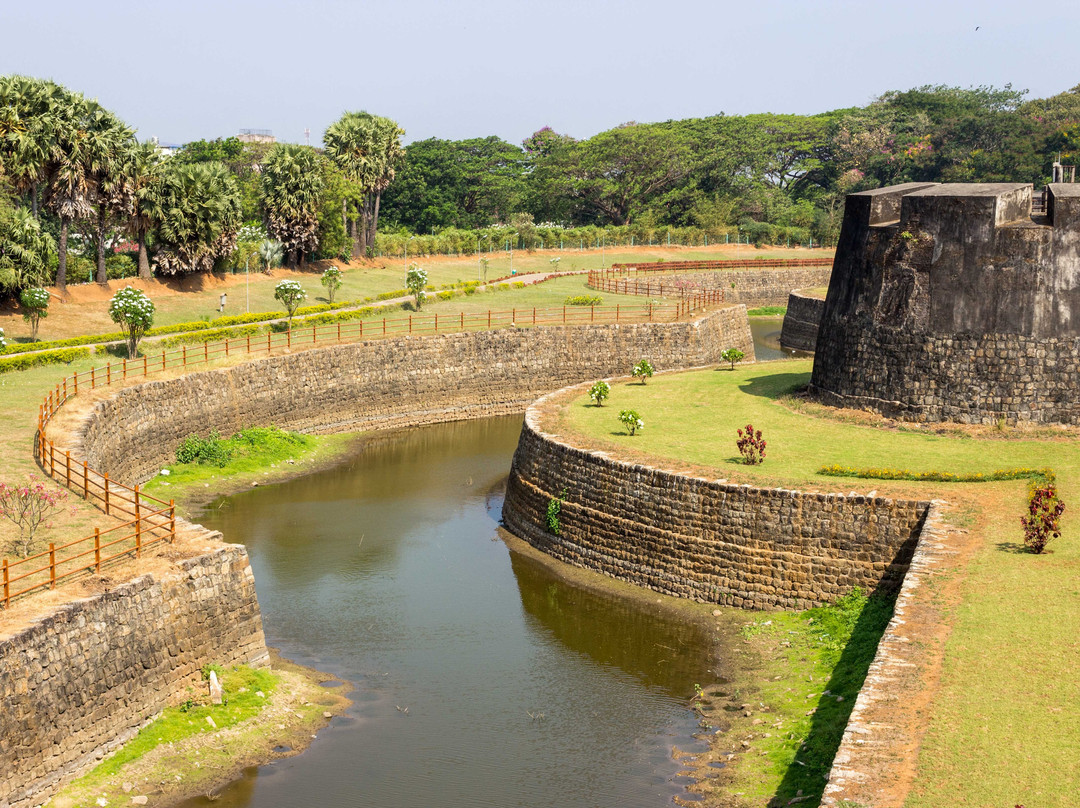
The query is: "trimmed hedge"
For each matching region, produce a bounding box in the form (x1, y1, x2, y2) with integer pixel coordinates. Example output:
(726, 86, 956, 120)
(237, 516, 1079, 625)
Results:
(818, 463, 1053, 484)
(0, 347, 92, 374)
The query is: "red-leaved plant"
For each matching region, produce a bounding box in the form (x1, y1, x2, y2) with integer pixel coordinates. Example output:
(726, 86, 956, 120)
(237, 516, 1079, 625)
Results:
(736, 423, 766, 465)
(0, 474, 69, 558)
(1020, 483, 1065, 554)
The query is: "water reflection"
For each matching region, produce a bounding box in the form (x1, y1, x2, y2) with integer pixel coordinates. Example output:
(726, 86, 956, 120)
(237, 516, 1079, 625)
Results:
(749, 316, 813, 361)
(176, 416, 720, 808)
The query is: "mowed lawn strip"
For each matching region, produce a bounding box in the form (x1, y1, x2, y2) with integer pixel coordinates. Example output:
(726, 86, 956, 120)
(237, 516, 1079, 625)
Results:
(553, 361, 1080, 805)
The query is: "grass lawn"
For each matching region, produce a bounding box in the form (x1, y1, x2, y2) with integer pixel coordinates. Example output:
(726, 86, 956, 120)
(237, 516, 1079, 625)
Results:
(0, 244, 832, 343)
(552, 361, 1080, 806)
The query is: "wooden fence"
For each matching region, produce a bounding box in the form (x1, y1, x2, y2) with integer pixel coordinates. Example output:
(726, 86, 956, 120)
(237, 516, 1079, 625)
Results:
(587, 272, 726, 302)
(18, 300, 709, 608)
(606, 257, 833, 275)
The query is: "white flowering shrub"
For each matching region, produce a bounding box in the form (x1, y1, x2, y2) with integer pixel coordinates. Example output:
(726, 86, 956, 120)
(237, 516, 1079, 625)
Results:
(588, 380, 610, 406)
(632, 359, 654, 384)
(274, 279, 307, 329)
(321, 266, 342, 304)
(618, 409, 644, 436)
(0, 327, 6, 348)
(108, 287, 156, 358)
(406, 264, 428, 310)
(19, 287, 50, 341)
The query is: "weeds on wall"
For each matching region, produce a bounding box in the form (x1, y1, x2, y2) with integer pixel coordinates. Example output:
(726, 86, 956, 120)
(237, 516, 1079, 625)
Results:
(546, 488, 568, 535)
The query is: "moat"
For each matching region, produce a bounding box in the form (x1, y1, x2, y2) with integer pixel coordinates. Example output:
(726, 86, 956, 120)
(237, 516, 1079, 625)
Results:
(177, 415, 736, 807)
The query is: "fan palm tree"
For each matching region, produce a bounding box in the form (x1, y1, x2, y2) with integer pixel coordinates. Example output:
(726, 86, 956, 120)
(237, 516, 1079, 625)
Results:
(260, 144, 324, 268)
(323, 111, 404, 257)
(151, 161, 241, 275)
(90, 121, 137, 284)
(0, 75, 66, 217)
(257, 239, 283, 273)
(124, 141, 162, 278)
(0, 206, 56, 291)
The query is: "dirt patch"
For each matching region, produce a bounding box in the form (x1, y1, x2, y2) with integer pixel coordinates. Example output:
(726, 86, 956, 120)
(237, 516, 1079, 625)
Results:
(47, 650, 351, 808)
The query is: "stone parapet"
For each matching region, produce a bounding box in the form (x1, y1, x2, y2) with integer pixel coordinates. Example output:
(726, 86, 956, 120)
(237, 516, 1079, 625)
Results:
(779, 290, 825, 353)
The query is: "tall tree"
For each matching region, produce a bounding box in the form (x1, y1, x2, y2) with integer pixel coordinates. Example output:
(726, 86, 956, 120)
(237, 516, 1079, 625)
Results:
(89, 121, 137, 284)
(0, 75, 66, 218)
(0, 203, 55, 292)
(323, 111, 404, 257)
(150, 161, 241, 275)
(260, 144, 324, 268)
(125, 141, 163, 279)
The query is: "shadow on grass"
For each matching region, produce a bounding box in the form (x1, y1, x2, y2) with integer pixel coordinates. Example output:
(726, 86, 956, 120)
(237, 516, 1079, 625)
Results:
(995, 541, 1029, 555)
(738, 372, 810, 400)
(766, 588, 897, 808)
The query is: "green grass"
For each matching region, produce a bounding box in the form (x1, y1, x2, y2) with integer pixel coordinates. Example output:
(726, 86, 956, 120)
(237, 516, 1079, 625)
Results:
(747, 306, 787, 316)
(89, 665, 278, 781)
(712, 589, 894, 804)
(558, 362, 1080, 805)
(142, 426, 335, 500)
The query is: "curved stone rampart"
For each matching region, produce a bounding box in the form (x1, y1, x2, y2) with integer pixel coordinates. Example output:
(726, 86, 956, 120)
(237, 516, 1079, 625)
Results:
(502, 392, 930, 610)
(645, 266, 832, 308)
(779, 290, 825, 352)
(78, 311, 754, 484)
(811, 182, 1080, 424)
(0, 544, 266, 808)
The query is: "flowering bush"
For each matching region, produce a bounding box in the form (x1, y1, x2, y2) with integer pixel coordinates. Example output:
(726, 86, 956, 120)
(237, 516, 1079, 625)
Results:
(0, 474, 69, 557)
(720, 347, 744, 371)
(1021, 483, 1066, 554)
(273, 279, 307, 329)
(321, 266, 343, 304)
(0, 327, 5, 348)
(632, 359, 654, 384)
(618, 409, 644, 436)
(20, 287, 50, 341)
(588, 380, 610, 406)
(108, 287, 155, 358)
(736, 423, 766, 465)
(406, 264, 428, 310)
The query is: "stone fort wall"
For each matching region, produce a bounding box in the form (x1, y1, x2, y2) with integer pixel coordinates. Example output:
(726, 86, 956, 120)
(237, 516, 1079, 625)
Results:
(645, 266, 832, 309)
(0, 545, 266, 808)
(811, 182, 1080, 424)
(79, 310, 754, 483)
(779, 290, 825, 353)
(502, 393, 931, 610)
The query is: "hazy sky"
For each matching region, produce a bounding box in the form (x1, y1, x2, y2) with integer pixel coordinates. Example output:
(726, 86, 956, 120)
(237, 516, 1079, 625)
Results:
(3, 0, 1078, 147)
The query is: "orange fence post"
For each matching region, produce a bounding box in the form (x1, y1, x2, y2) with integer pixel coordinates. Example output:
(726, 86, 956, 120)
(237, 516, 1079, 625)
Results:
(533, 308, 536, 326)
(267, 332, 271, 353)
(94, 528, 101, 573)
(106, 363, 111, 385)
(103, 473, 110, 515)
(287, 329, 291, 349)
(204, 342, 209, 362)
(169, 500, 176, 542)
(143, 355, 148, 376)
(247, 335, 251, 354)
(135, 484, 142, 558)
(338, 323, 342, 342)
(435, 313, 438, 332)
(3, 559, 8, 608)
(65, 451, 71, 488)
(409, 316, 412, 333)
(225, 337, 230, 357)
(83, 461, 89, 499)
(182, 346, 187, 367)
(49, 543, 56, 588)
(49, 440, 55, 477)
(91, 367, 95, 388)
(123, 358, 127, 380)
(487, 310, 491, 329)
(74, 373, 78, 395)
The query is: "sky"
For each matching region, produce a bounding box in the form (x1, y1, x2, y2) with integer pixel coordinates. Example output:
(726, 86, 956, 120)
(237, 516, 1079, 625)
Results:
(2, 0, 1078, 148)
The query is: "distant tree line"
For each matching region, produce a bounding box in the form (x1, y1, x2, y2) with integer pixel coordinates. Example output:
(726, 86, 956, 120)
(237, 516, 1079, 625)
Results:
(2, 75, 1079, 298)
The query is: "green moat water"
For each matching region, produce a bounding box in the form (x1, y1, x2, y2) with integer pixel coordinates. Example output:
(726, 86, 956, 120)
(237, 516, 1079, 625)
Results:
(178, 415, 735, 808)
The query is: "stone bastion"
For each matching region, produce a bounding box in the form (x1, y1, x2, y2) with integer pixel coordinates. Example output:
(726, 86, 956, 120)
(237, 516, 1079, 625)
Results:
(811, 181, 1080, 424)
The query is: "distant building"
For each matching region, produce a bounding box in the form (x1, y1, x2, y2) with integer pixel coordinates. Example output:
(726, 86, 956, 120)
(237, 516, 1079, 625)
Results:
(148, 136, 183, 158)
(237, 129, 275, 144)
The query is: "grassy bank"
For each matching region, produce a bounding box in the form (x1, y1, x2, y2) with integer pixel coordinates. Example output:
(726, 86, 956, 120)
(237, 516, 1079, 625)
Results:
(552, 362, 1080, 805)
(47, 656, 350, 808)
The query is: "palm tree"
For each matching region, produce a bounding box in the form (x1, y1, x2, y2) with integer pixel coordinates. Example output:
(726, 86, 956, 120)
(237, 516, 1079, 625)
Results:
(90, 118, 137, 284)
(125, 141, 163, 279)
(323, 111, 404, 257)
(257, 239, 284, 273)
(0, 206, 56, 291)
(0, 75, 65, 218)
(260, 144, 324, 268)
(151, 161, 241, 275)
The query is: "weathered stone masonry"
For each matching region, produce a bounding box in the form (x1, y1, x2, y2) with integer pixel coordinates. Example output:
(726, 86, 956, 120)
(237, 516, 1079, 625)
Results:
(0, 545, 266, 808)
(812, 182, 1080, 424)
(503, 399, 931, 610)
(779, 290, 825, 353)
(644, 266, 832, 309)
(79, 310, 754, 484)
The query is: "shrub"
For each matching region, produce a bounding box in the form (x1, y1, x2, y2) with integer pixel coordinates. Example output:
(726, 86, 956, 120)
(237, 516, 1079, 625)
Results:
(736, 423, 766, 464)
(565, 295, 603, 306)
(720, 347, 745, 370)
(0, 474, 69, 557)
(20, 287, 50, 341)
(818, 465, 1051, 484)
(546, 488, 567, 535)
(1021, 482, 1066, 554)
(632, 359, 654, 384)
(321, 266, 342, 304)
(512, 281, 525, 289)
(437, 290, 454, 301)
(105, 254, 137, 280)
(406, 264, 428, 310)
(618, 409, 644, 436)
(588, 380, 610, 406)
(0, 327, 5, 348)
(273, 279, 306, 329)
(108, 287, 155, 359)
(175, 431, 233, 467)
(0, 346, 91, 374)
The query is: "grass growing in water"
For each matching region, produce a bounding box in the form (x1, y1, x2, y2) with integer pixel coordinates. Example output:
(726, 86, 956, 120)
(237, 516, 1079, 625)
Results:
(715, 589, 894, 804)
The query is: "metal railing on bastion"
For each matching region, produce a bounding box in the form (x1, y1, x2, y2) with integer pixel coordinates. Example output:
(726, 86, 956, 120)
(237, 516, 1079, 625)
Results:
(17, 300, 709, 608)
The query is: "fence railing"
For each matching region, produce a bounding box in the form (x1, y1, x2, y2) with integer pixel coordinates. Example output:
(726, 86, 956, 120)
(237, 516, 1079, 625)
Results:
(605, 257, 834, 276)
(587, 272, 726, 302)
(22, 300, 713, 608)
